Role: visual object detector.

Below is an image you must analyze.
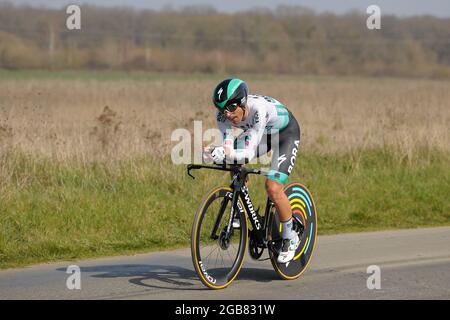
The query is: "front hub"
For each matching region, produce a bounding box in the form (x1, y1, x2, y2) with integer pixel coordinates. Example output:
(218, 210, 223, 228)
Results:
(218, 227, 231, 250)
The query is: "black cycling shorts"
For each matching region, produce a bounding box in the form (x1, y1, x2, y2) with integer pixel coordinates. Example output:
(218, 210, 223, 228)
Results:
(256, 111, 301, 184)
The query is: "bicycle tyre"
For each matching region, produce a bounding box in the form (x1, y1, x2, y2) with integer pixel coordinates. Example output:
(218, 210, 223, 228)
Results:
(191, 186, 248, 289)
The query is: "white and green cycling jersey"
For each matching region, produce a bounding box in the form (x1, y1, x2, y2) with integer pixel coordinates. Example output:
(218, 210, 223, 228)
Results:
(216, 94, 291, 164)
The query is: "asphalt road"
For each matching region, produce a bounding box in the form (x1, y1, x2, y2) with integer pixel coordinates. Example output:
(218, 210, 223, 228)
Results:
(0, 226, 449, 300)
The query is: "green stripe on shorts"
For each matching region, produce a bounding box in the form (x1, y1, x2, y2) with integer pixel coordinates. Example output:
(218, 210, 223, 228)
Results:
(267, 170, 289, 184)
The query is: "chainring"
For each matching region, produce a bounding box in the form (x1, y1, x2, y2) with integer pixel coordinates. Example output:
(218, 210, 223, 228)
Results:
(248, 231, 264, 260)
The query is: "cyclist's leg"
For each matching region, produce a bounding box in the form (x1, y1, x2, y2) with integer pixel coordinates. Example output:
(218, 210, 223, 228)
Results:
(264, 113, 301, 262)
(265, 112, 301, 218)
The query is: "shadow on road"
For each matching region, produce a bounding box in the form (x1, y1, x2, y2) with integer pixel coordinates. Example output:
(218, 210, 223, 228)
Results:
(56, 264, 278, 291)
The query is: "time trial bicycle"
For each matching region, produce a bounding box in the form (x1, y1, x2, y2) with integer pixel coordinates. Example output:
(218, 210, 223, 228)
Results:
(187, 163, 317, 289)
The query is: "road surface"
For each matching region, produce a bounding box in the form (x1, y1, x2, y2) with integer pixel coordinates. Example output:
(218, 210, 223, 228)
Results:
(1, 226, 449, 299)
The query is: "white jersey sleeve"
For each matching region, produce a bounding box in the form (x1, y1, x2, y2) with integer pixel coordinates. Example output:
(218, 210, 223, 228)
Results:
(226, 109, 267, 163)
(215, 94, 289, 164)
(216, 109, 268, 164)
(216, 112, 234, 148)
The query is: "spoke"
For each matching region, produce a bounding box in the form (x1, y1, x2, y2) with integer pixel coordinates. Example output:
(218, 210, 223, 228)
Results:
(214, 244, 220, 269)
(204, 245, 219, 268)
(220, 250, 225, 268)
(228, 237, 239, 262)
(226, 248, 234, 265)
(207, 245, 220, 267)
(230, 242, 239, 252)
(203, 245, 219, 261)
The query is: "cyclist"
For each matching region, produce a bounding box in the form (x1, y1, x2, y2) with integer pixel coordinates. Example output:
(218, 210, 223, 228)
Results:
(203, 78, 301, 263)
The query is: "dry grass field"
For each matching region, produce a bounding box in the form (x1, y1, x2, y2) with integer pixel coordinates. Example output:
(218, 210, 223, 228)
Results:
(0, 72, 449, 268)
(0, 75, 449, 162)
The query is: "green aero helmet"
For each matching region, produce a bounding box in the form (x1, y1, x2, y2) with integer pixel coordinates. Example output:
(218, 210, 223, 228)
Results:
(212, 78, 248, 112)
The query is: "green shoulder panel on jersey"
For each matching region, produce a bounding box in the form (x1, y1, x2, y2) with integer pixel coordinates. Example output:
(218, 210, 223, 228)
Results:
(275, 104, 290, 131)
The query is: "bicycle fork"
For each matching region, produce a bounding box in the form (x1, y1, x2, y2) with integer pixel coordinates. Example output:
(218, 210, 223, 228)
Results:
(210, 189, 239, 242)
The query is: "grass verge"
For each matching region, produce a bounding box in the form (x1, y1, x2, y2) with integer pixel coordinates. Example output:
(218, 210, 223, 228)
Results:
(0, 148, 449, 269)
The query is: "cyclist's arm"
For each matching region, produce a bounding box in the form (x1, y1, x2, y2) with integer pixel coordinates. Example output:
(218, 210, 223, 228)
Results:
(216, 112, 234, 150)
(225, 111, 267, 164)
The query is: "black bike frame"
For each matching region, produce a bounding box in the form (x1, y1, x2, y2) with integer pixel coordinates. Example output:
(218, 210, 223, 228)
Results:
(187, 163, 274, 246)
(234, 182, 273, 244)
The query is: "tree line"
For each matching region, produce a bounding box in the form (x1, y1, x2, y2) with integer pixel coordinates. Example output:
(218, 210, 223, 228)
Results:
(0, 2, 449, 77)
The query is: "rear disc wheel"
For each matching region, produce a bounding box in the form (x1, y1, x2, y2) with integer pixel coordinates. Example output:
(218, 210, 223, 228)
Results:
(268, 183, 318, 280)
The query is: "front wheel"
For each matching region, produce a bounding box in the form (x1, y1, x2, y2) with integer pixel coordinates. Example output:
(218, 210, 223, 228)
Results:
(268, 182, 318, 280)
(191, 187, 248, 289)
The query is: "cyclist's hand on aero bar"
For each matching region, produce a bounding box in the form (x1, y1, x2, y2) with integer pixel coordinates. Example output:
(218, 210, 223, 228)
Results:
(210, 146, 225, 164)
(203, 145, 223, 164)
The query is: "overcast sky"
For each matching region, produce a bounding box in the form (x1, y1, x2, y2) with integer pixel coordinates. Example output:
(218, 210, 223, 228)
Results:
(8, 0, 450, 17)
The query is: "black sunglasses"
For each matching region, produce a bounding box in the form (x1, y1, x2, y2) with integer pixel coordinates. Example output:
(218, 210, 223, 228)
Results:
(219, 103, 239, 114)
